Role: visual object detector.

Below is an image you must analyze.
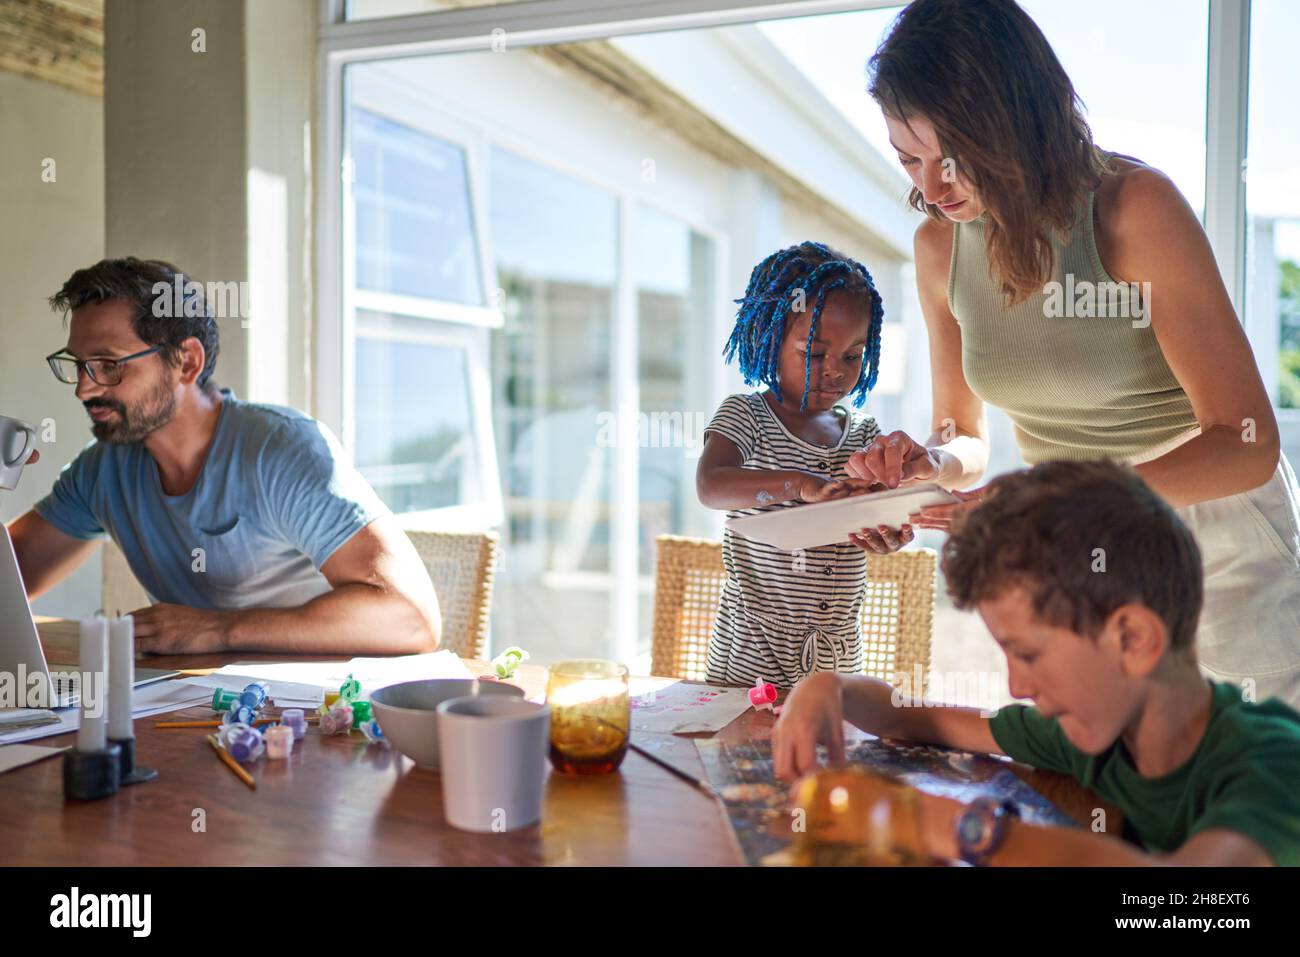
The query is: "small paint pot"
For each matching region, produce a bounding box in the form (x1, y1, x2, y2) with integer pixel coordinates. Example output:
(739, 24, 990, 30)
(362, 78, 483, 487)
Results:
(280, 708, 308, 740)
(265, 725, 294, 759)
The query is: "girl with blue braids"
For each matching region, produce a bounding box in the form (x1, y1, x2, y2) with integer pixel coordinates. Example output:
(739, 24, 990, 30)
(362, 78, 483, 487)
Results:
(697, 241, 912, 689)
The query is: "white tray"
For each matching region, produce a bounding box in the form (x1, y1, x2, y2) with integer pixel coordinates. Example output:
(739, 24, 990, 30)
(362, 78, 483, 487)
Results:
(725, 483, 958, 550)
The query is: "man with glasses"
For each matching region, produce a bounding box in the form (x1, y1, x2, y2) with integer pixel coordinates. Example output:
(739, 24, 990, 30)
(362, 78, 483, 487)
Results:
(5, 257, 442, 655)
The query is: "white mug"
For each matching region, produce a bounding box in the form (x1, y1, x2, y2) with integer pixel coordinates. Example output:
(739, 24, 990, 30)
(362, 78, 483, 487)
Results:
(0, 416, 37, 491)
(436, 696, 550, 833)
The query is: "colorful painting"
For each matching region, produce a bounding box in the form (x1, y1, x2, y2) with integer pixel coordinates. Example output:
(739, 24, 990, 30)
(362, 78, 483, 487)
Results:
(695, 734, 1078, 866)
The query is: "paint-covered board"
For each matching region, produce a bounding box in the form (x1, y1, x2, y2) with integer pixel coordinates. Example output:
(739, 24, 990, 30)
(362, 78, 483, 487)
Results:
(696, 733, 1077, 866)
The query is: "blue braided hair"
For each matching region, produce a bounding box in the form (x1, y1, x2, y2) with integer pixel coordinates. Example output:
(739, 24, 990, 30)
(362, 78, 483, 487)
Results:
(723, 241, 884, 411)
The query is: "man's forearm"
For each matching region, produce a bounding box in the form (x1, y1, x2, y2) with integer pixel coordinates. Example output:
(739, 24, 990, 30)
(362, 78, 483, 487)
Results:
(223, 582, 437, 655)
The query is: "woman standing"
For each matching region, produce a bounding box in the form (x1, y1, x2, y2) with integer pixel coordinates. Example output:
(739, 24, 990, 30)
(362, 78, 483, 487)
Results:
(847, 0, 1300, 704)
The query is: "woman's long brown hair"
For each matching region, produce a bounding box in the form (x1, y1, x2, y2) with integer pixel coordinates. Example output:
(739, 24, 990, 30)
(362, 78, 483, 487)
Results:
(868, 0, 1110, 305)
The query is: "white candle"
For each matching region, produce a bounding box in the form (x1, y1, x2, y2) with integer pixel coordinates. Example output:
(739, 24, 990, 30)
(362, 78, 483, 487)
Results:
(77, 615, 108, 752)
(108, 614, 135, 740)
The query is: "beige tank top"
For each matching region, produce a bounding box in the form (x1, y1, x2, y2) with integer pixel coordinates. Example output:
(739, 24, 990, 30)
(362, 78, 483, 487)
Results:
(948, 189, 1198, 465)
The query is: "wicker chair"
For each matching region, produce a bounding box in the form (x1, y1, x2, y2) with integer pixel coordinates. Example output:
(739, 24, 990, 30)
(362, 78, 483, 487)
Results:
(650, 535, 935, 686)
(404, 530, 500, 660)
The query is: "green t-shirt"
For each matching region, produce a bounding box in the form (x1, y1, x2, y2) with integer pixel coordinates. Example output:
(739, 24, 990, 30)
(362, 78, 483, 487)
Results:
(989, 682, 1300, 865)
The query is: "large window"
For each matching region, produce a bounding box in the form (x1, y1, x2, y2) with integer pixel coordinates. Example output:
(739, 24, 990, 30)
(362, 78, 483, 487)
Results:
(1245, 0, 1300, 468)
(633, 205, 717, 576)
(344, 87, 503, 530)
(352, 108, 483, 305)
(759, 1, 1209, 214)
(325, 0, 1259, 683)
(1021, 0, 1209, 213)
(341, 53, 726, 663)
(489, 145, 619, 659)
(353, 312, 491, 513)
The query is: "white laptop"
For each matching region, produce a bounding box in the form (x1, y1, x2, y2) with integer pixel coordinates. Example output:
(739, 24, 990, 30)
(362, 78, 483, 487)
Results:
(0, 524, 175, 708)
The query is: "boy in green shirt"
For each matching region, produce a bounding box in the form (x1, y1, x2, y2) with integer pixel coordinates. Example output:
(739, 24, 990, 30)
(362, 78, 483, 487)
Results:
(773, 460, 1300, 865)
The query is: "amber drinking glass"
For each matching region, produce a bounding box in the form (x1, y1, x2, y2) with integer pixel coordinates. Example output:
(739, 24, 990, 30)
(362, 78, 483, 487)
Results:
(546, 660, 630, 774)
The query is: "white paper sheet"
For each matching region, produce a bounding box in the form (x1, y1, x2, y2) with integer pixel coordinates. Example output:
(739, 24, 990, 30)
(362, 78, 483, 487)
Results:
(0, 679, 212, 744)
(0, 743, 69, 774)
(185, 650, 473, 702)
(629, 681, 753, 735)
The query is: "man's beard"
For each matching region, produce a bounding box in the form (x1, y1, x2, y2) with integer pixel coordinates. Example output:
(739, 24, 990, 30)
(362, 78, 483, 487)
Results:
(84, 381, 177, 444)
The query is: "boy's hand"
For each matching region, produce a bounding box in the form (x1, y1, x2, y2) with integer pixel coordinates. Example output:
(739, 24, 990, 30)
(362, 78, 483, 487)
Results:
(799, 476, 883, 504)
(772, 671, 846, 782)
(849, 523, 915, 554)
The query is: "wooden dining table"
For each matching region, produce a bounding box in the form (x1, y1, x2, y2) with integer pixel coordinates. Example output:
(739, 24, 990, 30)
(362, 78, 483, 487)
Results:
(0, 620, 1109, 866)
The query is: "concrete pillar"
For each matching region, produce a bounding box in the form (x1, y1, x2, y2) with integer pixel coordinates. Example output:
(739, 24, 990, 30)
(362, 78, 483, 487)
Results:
(103, 0, 315, 410)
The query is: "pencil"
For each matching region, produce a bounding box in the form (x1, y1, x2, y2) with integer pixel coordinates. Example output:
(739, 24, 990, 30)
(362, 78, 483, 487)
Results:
(157, 715, 319, 729)
(159, 718, 274, 729)
(628, 741, 718, 799)
(207, 734, 257, 790)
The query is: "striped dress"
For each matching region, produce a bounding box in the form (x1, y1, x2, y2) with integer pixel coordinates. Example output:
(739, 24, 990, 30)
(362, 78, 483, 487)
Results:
(705, 391, 881, 689)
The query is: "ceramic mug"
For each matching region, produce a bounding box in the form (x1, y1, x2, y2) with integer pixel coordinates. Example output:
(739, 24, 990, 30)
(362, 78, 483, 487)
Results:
(0, 416, 37, 491)
(436, 696, 550, 833)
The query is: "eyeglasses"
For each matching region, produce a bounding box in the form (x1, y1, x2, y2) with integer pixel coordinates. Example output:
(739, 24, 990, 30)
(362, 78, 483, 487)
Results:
(46, 347, 162, 386)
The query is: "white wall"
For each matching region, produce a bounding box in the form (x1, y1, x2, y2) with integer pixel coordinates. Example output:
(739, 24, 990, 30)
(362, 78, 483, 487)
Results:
(0, 71, 105, 617)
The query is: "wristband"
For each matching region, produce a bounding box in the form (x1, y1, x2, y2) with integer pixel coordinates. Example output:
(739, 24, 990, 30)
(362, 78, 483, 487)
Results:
(955, 797, 1019, 866)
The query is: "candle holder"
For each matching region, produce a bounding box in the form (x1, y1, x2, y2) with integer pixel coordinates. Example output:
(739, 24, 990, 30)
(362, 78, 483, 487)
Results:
(106, 612, 156, 786)
(62, 743, 122, 801)
(546, 659, 630, 775)
(109, 737, 158, 786)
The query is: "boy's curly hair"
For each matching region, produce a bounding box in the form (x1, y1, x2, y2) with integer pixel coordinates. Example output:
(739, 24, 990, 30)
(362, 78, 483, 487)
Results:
(941, 460, 1202, 651)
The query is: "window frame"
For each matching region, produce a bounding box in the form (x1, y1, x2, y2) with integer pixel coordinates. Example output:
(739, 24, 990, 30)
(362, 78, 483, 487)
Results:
(353, 310, 504, 530)
(339, 65, 506, 527)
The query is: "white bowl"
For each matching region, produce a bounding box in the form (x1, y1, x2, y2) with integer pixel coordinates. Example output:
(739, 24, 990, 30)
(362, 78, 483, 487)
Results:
(370, 679, 525, 769)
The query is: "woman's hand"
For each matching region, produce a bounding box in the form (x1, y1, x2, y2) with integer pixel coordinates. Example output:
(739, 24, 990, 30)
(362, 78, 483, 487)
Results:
(772, 671, 846, 782)
(907, 486, 987, 531)
(848, 523, 915, 554)
(846, 431, 944, 489)
(798, 475, 884, 504)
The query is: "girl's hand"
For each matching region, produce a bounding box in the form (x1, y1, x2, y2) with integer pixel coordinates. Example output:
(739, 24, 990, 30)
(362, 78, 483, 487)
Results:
(798, 475, 883, 504)
(848, 523, 915, 554)
(847, 431, 943, 489)
(772, 671, 846, 782)
(907, 486, 987, 531)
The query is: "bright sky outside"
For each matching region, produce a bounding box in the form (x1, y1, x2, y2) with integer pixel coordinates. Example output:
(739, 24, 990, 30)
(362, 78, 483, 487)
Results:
(759, 0, 1299, 263)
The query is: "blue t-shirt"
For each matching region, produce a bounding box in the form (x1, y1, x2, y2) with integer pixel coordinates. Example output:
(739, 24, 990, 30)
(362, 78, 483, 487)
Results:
(35, 390, 390, 610)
